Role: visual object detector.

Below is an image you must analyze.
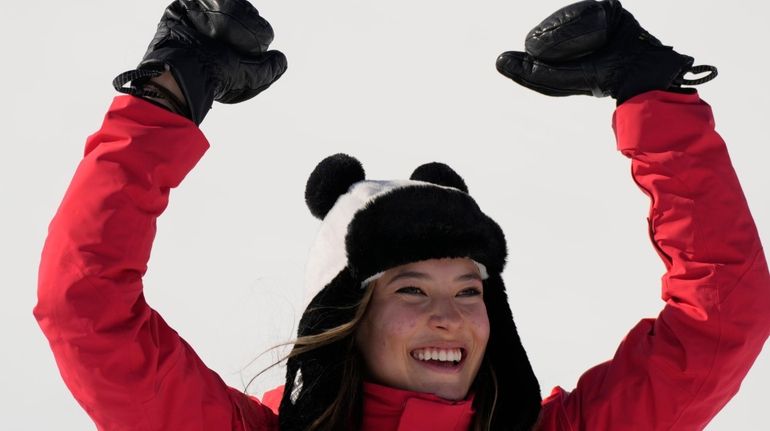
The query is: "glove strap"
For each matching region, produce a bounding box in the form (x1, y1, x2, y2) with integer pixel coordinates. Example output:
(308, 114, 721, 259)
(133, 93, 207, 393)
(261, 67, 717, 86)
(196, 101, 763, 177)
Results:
(112, 65, 164, 96)
(674, 64, 718, 86)
(141, 82, 191, 118)
(112, 65, 191, 119)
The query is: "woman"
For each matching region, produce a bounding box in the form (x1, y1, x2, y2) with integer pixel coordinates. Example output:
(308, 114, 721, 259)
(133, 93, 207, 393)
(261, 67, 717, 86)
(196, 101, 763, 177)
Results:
(34, 0, 770, 430)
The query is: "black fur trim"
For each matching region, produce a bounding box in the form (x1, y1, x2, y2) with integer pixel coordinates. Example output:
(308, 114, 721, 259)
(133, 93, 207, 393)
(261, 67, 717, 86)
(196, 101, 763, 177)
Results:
(346, 185, 506, 280)
(297, 268, 364, 336)
(483, 274, 542, 430)
(410, 162, 469, 193)
(305, 154, 366, 219)
(280, 268, 365, 430)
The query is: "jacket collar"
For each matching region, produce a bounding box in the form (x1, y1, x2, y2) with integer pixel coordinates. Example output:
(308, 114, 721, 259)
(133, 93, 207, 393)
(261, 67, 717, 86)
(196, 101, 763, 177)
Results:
(361, 381, 476, 431)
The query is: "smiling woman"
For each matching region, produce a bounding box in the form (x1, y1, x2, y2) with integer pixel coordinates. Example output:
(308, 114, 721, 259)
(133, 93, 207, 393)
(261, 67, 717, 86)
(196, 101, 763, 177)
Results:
(356, 259, 490, 402)
(269, 154, 541, 430)
(31, 0, 770, 430)
(265, 254, 512, 430)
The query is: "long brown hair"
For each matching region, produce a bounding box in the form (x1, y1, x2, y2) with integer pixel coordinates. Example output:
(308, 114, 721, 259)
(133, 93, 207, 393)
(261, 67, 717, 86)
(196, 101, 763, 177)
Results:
(251, 281, 500, 430)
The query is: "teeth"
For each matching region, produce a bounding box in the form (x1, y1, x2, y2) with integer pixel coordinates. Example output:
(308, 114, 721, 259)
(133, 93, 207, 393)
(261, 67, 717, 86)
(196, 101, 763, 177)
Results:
(412, 348, 463, 362)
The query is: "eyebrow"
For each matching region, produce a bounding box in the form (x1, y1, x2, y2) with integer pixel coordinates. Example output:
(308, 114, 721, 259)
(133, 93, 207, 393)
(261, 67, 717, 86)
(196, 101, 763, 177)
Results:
(385, 270, 482, 286)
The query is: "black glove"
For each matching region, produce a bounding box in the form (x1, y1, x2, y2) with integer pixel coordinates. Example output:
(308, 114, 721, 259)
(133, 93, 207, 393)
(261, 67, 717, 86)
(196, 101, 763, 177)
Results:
(496, 0, 716, 104)
(113, 0, 287, 124)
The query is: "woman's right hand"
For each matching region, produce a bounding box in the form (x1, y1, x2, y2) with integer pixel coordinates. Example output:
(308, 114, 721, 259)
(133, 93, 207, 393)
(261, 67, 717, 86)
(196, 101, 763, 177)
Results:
(113, 0, 288, 125)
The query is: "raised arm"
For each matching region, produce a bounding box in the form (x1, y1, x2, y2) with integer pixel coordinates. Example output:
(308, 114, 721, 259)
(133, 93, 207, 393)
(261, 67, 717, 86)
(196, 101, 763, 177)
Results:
(33, 1, 286, 429)
(496, 1, 770, 429)
(551, 90, 769, 429)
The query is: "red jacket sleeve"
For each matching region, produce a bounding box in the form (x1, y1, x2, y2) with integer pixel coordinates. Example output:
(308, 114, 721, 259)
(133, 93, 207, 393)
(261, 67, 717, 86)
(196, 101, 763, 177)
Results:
(33, 96, 278, 431)
(548, 91, 770, 430)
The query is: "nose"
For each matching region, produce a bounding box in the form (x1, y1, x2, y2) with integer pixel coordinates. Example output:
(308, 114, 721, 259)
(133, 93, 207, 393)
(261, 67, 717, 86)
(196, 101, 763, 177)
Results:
(428, 297, 463, 331)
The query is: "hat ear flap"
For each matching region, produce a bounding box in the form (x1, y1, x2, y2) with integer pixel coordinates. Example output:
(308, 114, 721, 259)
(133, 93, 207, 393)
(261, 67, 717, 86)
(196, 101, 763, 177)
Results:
(483, 274, 542, 430)
(410, 162, 469, 193)
(305, 154, 366, 219)
(280, 268, 365, 431)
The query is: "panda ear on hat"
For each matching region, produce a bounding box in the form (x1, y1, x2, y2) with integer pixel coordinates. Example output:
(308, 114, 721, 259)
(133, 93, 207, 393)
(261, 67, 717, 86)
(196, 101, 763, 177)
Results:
(410, 162, 469, 193)
(305, 154, 366, 219)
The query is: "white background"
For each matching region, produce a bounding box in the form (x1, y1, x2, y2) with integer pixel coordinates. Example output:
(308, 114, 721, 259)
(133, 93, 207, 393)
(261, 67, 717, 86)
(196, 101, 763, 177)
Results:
(2, 0, 768, 429)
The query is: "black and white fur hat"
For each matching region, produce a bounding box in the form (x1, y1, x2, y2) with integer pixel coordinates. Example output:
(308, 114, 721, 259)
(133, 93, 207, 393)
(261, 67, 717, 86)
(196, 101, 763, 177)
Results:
(278, 154, 541, 431)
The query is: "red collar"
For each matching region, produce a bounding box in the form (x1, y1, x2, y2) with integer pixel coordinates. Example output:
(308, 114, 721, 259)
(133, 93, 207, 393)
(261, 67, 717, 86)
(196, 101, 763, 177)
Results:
(260, 382, 476, 430)
(361, 381, 476, 431)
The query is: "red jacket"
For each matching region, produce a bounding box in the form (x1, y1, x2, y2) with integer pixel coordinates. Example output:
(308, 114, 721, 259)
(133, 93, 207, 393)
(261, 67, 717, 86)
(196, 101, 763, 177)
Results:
(35, 91, 770, 430)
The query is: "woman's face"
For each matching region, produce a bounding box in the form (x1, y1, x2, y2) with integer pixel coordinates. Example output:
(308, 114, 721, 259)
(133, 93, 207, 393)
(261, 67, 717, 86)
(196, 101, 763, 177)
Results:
(355, 258, 490, 401)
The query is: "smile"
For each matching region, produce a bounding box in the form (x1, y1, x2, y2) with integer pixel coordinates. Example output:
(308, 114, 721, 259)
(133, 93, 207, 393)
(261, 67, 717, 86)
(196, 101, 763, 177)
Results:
(410, 347, 466, 370)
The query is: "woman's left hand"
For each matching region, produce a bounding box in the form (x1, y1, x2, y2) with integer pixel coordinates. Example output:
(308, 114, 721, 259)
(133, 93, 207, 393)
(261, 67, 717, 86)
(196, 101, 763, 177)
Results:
(495, 0, 705, 104)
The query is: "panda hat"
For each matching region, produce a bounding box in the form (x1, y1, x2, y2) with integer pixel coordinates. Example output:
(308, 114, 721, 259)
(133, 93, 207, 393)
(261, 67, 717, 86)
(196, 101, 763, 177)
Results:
(278, 154, 541, 430)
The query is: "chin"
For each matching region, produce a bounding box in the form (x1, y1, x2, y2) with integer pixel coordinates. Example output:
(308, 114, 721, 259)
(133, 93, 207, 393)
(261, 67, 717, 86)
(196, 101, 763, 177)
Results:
(422, 383, 469, 401)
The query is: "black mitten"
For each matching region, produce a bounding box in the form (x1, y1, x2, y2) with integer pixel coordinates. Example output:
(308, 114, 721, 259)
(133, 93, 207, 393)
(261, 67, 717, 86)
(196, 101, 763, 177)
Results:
(113, 0, 288, 124)
(496, 0, 716, 104)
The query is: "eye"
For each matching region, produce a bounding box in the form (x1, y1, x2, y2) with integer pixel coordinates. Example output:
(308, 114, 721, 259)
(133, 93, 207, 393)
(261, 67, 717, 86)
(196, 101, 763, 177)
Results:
(457, 287, 482, 297)
(396, 286, 425, 295)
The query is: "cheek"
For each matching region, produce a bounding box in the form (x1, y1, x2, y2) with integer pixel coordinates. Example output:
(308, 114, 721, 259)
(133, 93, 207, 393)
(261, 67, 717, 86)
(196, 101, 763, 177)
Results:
(362, 304, 423, 358)
(356, 306, 421, 387)
(375, 306, 421, 343)
(468, 305, 491, 345)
